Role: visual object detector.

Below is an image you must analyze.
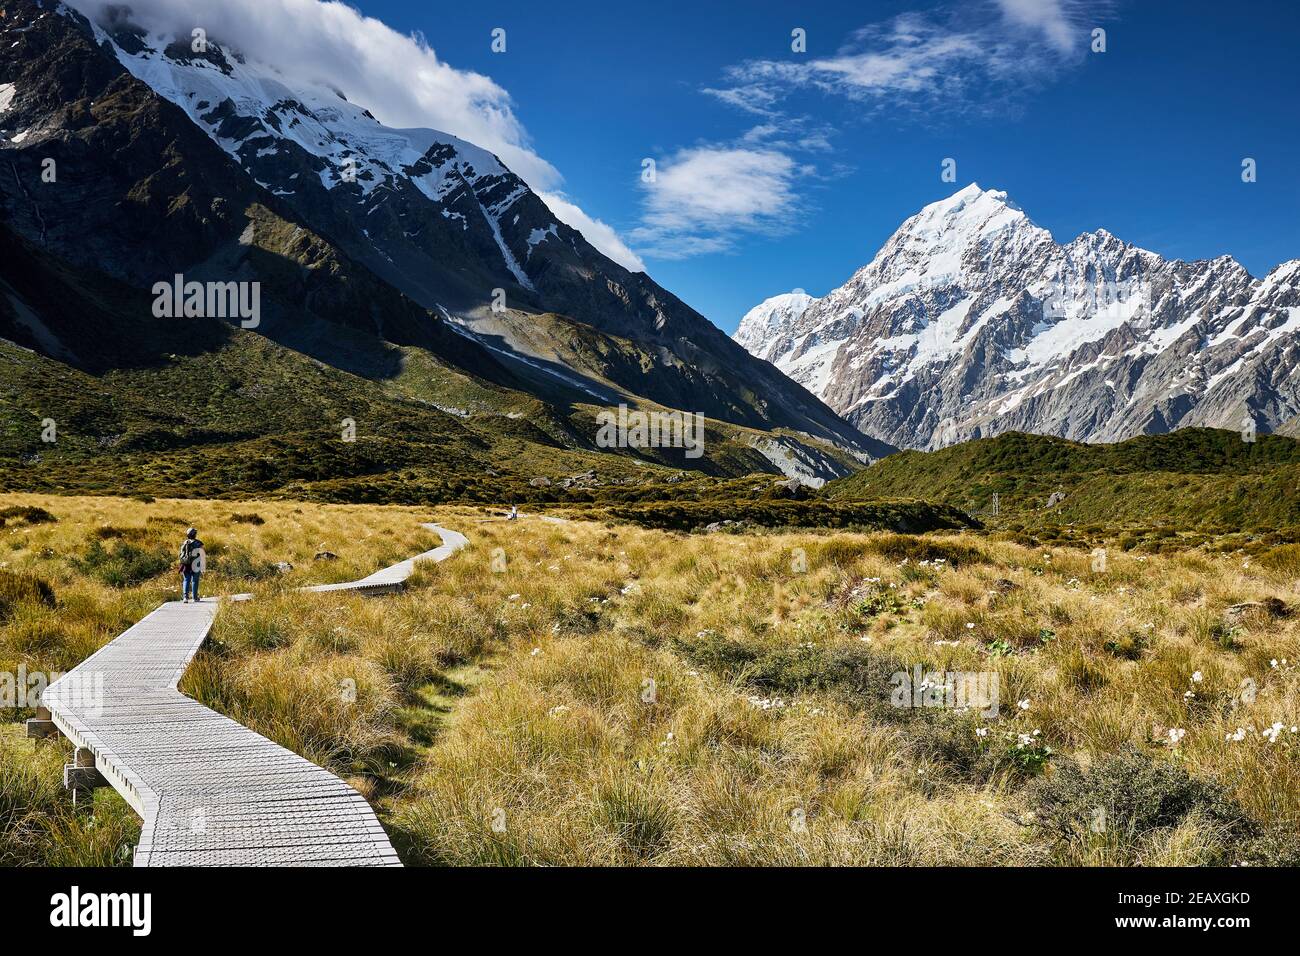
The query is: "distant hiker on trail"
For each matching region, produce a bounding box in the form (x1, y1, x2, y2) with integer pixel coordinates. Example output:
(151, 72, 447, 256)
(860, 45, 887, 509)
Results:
(179, 528, 205, 603)
(508, 504, 519, 521)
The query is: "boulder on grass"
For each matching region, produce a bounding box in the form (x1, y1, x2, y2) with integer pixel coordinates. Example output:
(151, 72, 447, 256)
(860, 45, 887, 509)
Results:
(1224, 598, 1289, 626)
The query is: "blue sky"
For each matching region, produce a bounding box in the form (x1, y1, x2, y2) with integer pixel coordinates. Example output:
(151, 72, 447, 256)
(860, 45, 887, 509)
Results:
(346, 0, 1298, 333)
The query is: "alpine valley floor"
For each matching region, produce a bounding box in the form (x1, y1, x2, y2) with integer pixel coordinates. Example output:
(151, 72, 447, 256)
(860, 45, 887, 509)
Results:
(2, 493, 1298, 866)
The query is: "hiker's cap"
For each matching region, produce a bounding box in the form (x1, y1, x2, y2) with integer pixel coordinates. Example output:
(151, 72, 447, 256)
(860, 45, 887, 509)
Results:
(186, 528, 197, 538)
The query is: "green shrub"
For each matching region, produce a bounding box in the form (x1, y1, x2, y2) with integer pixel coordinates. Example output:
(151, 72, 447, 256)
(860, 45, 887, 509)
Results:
(605, 500, 979, 534)
(1025, 748, 1251, 862)
(212, 547, 280, 581)
(1238, 827, 1300, 866)
(908, 711, 1011, 783)
(69, 540, 172, 588)
(854, 588, 906, 617)
(0, 505, 56, 525)
(92, 525, 151, 542)
(670, 632, 909, 715)
(863, 533, 990, 568)
(1103, 631, 1148, 660)
(1209, 622, 1242, 651)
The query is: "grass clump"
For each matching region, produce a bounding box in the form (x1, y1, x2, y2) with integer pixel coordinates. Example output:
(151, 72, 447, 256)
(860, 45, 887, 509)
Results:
(590, 770, 678, 862)
(0, 730, 139, 866)
(0, 570, 56, 621)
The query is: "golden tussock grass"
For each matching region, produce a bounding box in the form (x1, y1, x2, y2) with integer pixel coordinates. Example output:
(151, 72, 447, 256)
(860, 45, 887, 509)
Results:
(2, 493, 1297, 865)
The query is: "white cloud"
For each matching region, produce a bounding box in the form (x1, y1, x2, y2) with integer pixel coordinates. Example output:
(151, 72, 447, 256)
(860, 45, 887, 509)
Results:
(631, 147, 802, 260)
(540, 192, 645, 272)
(69, 0, 558, 187)
(701, 83, 781, 117)
(671, 2, 1105, 261)
(708, 2, 1100, 116)
(740, 120, 836, 154)
(995, 0, 1080, 53)
(66, 0, 640, 268)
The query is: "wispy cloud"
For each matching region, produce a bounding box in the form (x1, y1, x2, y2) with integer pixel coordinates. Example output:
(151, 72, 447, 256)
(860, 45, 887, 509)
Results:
(706, 0, 1101, 118)
(994, 0, 1081, 53)
(666, 1, 1104, 260)
(631, 147, 806, 260)
(700, 82, 782, 117)
(739, 118, 837, 154)
(67, 0, 641, 271)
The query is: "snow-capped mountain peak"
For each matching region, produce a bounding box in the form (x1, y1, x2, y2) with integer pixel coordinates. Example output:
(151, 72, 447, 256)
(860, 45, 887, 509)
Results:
(91, 20, 509, 192)
(81, 13, 555, 295)
(734, 184, 1300, 449)
(902, 182, 1029, 245)
(734, 290, 818, 359)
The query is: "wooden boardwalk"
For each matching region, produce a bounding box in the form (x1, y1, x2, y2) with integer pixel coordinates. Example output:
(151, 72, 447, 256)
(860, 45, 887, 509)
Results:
(39, 523, 468, 867)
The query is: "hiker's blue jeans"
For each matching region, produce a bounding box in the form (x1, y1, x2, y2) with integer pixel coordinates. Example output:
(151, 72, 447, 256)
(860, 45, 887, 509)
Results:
(183, 568, 202, 602)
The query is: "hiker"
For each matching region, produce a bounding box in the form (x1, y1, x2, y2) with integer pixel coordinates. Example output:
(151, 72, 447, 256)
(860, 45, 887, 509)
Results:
(508, 504, 519, 521)
(179, 527, 205, 603)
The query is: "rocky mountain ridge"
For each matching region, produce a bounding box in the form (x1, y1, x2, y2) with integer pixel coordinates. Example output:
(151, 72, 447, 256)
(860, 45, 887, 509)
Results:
(735, 183, 1300, 450)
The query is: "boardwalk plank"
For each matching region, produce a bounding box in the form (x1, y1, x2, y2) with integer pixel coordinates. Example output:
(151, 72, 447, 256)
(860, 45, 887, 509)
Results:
(44, 523, 468, 867)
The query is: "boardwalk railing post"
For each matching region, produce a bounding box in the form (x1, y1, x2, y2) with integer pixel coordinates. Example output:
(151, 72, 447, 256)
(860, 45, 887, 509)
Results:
(25, 704, 57, 741)
(64, 746, 107, 805)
